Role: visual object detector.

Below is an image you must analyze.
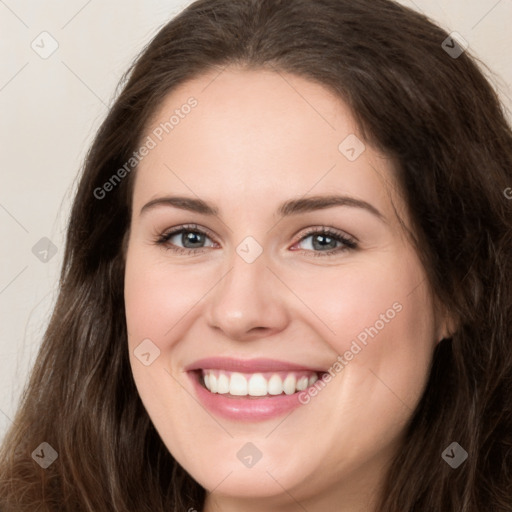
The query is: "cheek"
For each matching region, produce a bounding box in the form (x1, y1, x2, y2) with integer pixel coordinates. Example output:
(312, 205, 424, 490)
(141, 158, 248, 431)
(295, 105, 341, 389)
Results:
(123, 250, 208, 457)
(124, 251, 201, 343)
(123, 249, 190, 396)
(290, 253, 435, 357)
(292, 252, 438, 417)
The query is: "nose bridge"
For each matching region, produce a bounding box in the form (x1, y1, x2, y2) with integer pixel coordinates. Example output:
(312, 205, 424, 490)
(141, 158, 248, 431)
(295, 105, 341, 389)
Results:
(206, 240, 288, 339)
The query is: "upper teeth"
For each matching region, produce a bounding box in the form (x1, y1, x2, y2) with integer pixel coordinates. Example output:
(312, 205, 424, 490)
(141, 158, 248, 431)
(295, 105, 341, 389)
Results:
(202, 370, 319, 396)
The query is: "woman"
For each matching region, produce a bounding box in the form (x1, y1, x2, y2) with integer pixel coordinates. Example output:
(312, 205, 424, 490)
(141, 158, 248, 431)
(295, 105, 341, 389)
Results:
(1, 0, 511, 510)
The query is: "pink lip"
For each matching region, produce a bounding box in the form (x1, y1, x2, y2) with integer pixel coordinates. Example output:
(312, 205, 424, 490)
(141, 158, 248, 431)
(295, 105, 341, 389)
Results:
(185, 357, 325, 422)
(184, 357, 325, 373)
(188, 371, 315, 422)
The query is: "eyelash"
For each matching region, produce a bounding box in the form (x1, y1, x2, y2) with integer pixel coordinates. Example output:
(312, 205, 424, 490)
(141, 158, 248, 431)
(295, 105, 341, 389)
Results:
(153, 223, 358, 258)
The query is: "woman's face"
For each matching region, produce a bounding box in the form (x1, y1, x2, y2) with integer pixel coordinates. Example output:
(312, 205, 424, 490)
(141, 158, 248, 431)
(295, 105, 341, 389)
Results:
(124, 67, 450, 510)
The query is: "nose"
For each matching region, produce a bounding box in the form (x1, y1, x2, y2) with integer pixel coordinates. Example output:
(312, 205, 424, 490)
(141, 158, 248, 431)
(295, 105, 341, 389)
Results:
(205, 248, 290, 341)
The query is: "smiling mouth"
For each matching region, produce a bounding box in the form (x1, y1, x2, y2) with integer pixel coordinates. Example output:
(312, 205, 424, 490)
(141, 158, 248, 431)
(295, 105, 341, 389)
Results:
(186, 358, 329, 421)
(194, 369, 323, 398)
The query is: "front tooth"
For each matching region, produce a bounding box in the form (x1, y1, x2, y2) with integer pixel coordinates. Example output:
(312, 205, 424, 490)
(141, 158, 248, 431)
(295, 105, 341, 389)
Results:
(217, 373, 230, 394)
(204, 371, 318, 395)
(283, 374, 297, 395)
(248, 373, 268, 396)
(209, 373, 218, 393)
(267, 374, 283, 395)
(229, 372, 248, 396)
(296, 376, 309, 391)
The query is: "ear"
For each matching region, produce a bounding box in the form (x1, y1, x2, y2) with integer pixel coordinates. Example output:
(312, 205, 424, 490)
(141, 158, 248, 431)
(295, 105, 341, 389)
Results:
(435, 305, 458, 343)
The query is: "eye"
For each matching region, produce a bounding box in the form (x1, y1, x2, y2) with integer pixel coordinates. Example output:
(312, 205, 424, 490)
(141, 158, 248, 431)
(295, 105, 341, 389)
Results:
(291, 227, 357, 257)
(154, 224, 217, 255)
(153, 224, 357, 257)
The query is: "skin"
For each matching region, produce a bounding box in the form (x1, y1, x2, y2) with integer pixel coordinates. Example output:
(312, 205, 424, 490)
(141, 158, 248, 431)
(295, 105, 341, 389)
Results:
(123, 66, 453, 512)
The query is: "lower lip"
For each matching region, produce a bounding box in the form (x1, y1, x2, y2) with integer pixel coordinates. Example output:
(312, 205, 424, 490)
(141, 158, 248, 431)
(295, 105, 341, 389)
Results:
(188, 371, 315, 422)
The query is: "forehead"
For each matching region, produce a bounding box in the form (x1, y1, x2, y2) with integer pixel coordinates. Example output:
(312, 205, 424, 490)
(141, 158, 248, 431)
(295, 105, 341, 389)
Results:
(132, 67, 402, 223)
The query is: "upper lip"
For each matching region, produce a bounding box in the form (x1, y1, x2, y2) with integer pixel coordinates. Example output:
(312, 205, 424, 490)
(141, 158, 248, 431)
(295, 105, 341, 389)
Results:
(185, 357, 325, 373)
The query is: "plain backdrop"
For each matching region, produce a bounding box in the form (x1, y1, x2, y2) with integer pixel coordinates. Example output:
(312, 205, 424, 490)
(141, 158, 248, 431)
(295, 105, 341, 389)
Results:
(1, 0, 511, 442)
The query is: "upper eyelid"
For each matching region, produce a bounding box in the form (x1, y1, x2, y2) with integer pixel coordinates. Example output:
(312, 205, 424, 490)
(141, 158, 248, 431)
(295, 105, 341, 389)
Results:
(163, 223, 217, 241)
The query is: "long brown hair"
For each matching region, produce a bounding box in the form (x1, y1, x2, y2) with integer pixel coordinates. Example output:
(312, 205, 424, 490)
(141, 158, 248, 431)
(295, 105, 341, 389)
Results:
(1, 0, 511, 510)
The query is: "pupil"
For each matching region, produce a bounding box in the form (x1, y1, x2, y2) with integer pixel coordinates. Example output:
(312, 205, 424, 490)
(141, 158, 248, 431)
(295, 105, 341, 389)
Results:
(313, 234, 335, 250)
(184, 231, 204, 248)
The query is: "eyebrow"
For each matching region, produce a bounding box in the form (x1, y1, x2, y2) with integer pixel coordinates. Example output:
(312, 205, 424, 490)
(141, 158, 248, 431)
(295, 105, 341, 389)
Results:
(139, 194, 385, 221)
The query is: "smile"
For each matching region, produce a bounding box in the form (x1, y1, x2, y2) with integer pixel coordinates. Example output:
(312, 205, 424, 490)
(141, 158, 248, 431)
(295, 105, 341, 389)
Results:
(186, 357, 327, 421)
(201, 369, 319, 397)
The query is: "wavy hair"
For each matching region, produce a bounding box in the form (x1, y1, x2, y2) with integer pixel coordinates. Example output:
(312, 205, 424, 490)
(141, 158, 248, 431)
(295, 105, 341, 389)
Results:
(1, 0, 511, 510)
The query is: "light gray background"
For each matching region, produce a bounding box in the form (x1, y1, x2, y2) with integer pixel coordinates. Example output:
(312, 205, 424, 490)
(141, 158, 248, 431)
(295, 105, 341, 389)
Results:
(1, 0, 511, 442)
